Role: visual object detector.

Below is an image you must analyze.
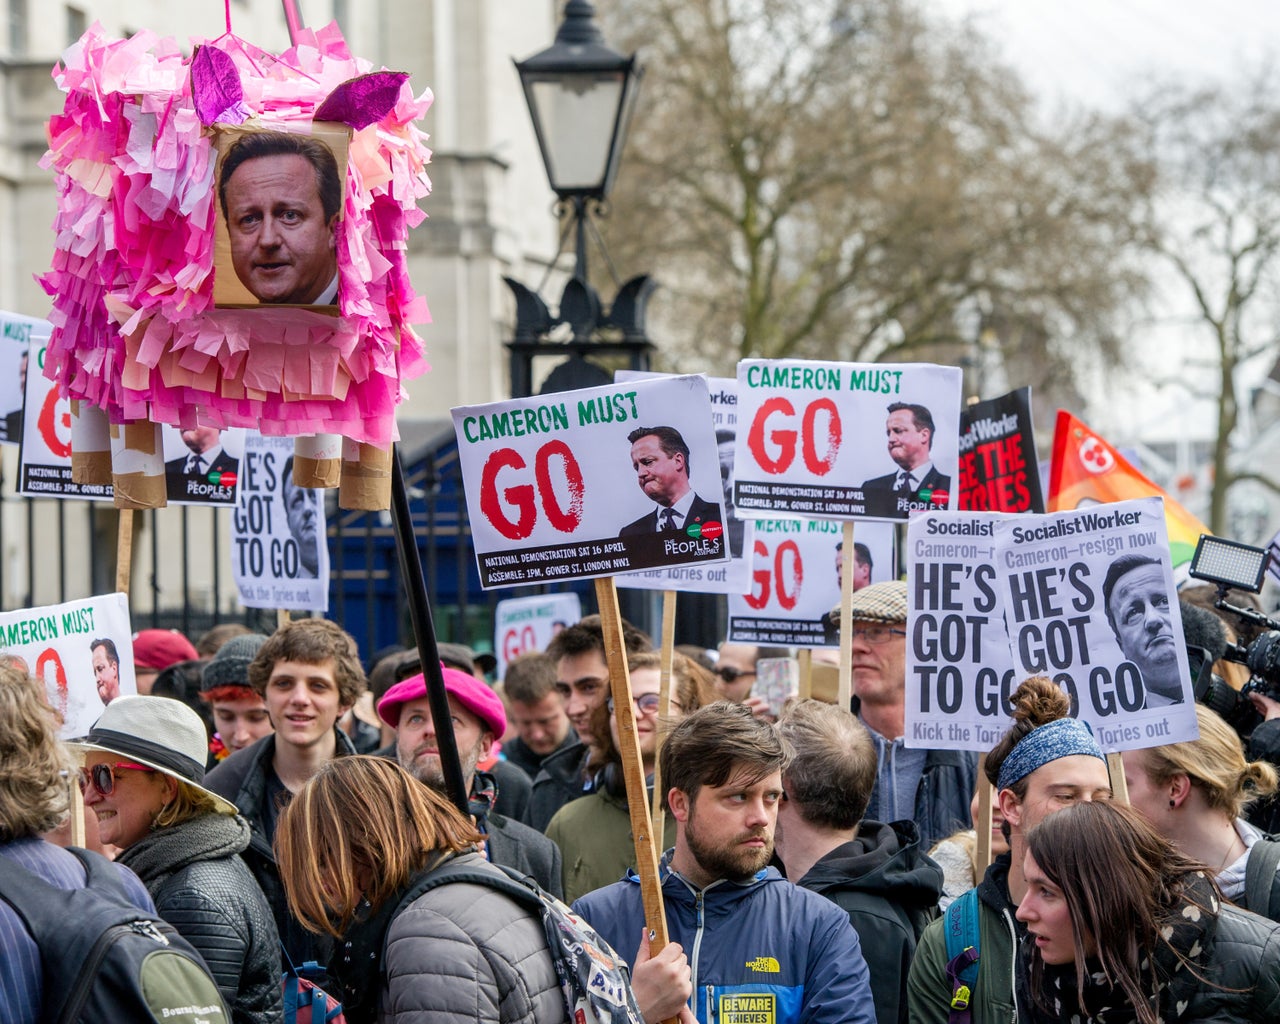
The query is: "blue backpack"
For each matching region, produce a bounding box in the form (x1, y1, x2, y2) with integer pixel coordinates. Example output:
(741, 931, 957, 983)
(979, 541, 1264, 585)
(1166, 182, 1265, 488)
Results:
(942, 888, 981, 1024)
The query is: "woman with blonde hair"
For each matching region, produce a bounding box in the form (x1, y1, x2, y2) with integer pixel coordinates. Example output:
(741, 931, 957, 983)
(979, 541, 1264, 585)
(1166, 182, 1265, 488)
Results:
(274, 755, 566, 1024)
(72, 694, 281, 1023)
(1016, 800, 1280, 1023)
(1121, 702, 1280, 920)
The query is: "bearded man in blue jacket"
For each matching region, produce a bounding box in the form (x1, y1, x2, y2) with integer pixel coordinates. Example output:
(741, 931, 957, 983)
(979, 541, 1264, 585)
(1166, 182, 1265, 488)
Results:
(573, 701, 876, 1024)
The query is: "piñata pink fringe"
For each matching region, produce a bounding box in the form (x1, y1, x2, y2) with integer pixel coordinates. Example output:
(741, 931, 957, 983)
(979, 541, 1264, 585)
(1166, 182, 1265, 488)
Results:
(40, 22, 432, 445)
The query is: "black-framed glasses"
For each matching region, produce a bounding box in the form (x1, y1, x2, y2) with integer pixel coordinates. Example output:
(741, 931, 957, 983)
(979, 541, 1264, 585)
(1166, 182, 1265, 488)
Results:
(851, 626, 907, 645)
(714, 665, 756, 684)
(606, 693, 681, 716)
(77, 761, 156, 796)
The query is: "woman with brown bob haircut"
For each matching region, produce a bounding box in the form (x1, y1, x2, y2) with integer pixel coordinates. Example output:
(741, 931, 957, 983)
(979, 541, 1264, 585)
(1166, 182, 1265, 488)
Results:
(1016, 800, 1280, 1024)
(274, 755, 566, 1024)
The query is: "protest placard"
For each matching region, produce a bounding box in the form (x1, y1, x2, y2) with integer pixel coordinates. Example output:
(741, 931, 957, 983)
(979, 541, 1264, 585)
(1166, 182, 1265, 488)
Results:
(958, 387, 1044, 514)
(0, 311, 45, 446)
(733, 359, 962, 521)
(493, 592, 583, 678)
(0, 594, 136, 738)
(995, 496, 1196, 751)
(232, 433, 329, 611)
(452, 376, 729, 589)
(615, 372, 755, 595)
(728, 519, 895, 648)
(904, 510, 1021, 751)
(162, 424, 243, 506)
(18, 328, 111, 500)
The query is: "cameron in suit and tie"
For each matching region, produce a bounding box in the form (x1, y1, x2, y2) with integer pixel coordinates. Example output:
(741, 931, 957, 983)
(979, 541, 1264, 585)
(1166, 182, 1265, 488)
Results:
(620, 426, 720, 536)
(860, 402, 950, 514)
(165, 426, 238, 502)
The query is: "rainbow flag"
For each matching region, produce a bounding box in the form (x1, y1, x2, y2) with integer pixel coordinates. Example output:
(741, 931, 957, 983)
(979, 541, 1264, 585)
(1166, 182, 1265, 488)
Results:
(1048, 410, 1210, 568)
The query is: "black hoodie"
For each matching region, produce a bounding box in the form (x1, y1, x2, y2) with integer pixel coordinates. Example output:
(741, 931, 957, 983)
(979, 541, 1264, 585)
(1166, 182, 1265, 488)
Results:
(794, 819, 945, 1024)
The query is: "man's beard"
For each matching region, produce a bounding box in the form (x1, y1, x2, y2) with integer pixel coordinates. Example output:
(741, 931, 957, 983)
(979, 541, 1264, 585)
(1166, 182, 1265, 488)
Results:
(405, 742, 480, 794)
(684, 808, 774, 883)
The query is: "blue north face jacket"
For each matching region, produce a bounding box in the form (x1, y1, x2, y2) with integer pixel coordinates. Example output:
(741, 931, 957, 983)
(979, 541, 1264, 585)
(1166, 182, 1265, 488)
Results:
(573, 854, 876, 1024)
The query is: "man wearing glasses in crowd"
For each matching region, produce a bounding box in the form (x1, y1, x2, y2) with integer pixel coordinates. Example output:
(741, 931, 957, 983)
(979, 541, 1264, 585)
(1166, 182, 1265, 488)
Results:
(841, 580, 977, 850)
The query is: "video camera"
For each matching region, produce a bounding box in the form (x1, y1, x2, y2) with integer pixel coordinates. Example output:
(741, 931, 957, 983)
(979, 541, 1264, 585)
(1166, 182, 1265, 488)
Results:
(1187, 535, 1280, 730)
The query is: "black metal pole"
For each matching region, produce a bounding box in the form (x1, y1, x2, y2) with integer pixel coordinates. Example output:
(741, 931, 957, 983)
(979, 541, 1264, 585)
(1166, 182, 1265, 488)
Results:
(389, 443, 468, 815)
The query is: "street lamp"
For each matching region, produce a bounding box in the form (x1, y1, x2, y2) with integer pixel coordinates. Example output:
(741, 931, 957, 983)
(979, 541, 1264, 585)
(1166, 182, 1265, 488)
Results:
(507, 0, 654, 398)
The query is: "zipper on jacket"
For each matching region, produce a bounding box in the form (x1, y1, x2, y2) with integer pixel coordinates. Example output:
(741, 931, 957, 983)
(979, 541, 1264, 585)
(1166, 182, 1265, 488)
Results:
(1002, 905, 1019, 1023)
(690, 889, 706, 1000)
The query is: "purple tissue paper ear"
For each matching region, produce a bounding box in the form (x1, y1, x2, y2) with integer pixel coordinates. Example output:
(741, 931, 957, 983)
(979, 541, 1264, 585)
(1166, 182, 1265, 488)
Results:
(191, 45, 248, 126)
(315, 71, 410, 129)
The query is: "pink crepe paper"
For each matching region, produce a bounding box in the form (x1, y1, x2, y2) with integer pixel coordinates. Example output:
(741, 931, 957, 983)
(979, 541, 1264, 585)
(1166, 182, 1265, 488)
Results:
(40, 22, 432, 445)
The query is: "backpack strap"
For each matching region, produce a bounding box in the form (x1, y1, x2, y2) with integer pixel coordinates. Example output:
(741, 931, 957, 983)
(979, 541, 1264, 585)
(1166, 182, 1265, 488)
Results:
(942, 888, 981, 1024)
(389, 857, 543, 932)
(1245, 835, 1280, 920)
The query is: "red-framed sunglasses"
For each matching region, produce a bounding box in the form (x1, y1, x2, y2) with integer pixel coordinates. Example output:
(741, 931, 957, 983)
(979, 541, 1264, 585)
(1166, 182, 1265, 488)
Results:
(77, 761, 157, 795)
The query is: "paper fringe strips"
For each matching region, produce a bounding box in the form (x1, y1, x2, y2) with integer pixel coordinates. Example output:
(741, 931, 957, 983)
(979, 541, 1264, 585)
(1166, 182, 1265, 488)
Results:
(40, 22, 432, 446)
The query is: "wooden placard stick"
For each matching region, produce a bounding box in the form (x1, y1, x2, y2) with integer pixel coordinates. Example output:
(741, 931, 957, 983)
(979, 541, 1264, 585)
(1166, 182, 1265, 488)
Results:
(115, 509, 133, 597)
(596, 577, 670, 955)
(277, 608, 291, 629)
(837, 520, 856, 708)
(1106, 752, 1129, 805)
(974, 754, 992, 875)
(651, 590, 677, 835)
(797, 648, 812, 700)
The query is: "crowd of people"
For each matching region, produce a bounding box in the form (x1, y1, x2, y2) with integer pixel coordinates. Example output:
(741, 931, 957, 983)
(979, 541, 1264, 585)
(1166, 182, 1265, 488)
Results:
(3, 585, 1280, 1024)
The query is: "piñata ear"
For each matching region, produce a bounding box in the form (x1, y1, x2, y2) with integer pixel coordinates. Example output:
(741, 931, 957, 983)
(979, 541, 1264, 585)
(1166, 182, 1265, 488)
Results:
(314, 71, 409, 129)
(190, 45, 249, 126)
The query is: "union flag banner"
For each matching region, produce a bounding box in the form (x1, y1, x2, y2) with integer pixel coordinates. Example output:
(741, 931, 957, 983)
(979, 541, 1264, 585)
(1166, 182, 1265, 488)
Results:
(1048, 410, 1210, 567)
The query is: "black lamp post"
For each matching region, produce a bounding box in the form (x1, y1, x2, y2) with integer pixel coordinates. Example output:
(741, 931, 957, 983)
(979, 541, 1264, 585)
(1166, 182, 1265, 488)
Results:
(508, 0, 654, 398)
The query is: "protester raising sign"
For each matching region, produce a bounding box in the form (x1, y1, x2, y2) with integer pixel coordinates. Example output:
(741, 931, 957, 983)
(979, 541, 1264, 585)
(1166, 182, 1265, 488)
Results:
(452, 376, 729, 589)
(232, 433, 329, 612)
(0, 594, 136, 738)
(615, 372, 755, 596)
(728, 519, 895, 648)
(733, 359, 962, 522)
(958, 388, 1044, 514)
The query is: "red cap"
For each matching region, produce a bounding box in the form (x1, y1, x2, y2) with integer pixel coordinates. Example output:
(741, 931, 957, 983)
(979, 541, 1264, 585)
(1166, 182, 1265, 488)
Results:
(132, 629, 199, 671)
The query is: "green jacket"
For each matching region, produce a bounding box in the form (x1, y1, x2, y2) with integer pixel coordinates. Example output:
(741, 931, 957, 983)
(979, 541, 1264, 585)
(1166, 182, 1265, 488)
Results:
(544, 783, 676, 904)
(907, 854, 1021, 1024)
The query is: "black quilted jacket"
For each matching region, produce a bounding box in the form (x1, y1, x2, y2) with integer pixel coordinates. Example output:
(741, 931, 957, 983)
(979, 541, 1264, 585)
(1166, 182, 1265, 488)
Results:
(118, 812, 283, 1024)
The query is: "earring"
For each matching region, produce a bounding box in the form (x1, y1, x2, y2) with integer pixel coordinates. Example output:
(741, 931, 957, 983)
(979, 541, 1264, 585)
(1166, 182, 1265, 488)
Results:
(1168, 798, 1176, 809)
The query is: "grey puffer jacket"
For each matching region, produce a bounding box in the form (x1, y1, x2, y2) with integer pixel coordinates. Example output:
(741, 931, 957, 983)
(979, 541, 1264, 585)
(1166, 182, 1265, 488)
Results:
(118, 812, 283, 1024)
(380, 852, 563, 1023)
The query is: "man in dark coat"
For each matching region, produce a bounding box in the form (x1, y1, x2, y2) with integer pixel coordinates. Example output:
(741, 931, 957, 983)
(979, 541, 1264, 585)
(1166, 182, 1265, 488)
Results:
(775, 700, 944, 1024)
(861, 403, 950, 516)
(619, 425, 721, 536)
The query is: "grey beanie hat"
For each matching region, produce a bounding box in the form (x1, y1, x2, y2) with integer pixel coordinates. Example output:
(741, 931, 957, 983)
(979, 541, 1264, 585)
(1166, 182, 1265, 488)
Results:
(200, 632, 267, 692)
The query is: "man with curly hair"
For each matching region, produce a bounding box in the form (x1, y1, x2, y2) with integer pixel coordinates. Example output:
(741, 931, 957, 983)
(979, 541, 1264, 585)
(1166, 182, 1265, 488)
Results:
(206, 617, 366, 974)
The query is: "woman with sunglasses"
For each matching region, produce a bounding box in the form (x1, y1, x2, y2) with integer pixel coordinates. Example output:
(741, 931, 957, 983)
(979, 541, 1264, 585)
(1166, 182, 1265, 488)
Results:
(1016, 800, 1280, 1024)
(546, 651, 718, 902)
(73, 694, 282, 1024)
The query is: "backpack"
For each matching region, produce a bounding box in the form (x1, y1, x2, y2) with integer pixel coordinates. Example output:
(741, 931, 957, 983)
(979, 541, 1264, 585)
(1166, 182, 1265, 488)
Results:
(1244, 834, 1280, 923)
(942, 887, 981, 1024)
(388, 857, 645, 1024)
(282, 956, 346, 1024)
(0, 846, 229, 1024)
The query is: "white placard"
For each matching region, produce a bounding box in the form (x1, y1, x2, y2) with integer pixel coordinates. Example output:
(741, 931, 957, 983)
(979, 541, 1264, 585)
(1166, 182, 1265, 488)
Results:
(615, 372, 755, 595)
(734, 359, 962, 522)
(232, 433, 329, 611)
(0, 311, 43, 446)
(905, 510, 1021, 751)
(728, 519, 896, 648)
(162, 424, 244, 506)
(493, 593, 584, 679)
(0, 593, 137, 738)
(452, 376, 729, 589)
(995, 497, 1197, 752)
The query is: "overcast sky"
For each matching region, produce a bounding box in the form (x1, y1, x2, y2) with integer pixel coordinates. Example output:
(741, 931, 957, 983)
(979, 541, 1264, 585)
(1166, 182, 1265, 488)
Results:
(929, 0, 1280, 111)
